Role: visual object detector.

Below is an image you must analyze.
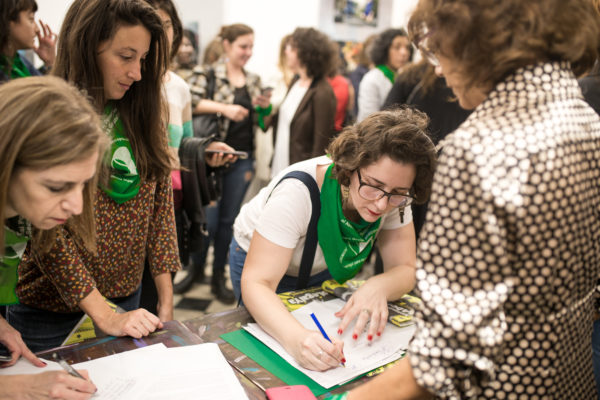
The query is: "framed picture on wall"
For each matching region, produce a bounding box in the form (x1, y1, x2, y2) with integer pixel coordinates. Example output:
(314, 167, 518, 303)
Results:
(334, 0, 378, 27)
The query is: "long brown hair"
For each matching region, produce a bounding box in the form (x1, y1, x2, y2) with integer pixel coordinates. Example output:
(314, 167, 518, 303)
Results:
(53, 0, 171, 181)
(0, 76, 106, 255)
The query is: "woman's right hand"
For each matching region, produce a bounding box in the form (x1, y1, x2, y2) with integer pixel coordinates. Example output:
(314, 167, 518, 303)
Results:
(1, 370, 96, 399)
(99, 309, 163, 338)
(222, 104, 249, 122)
(286, 328, 345, 371)
(0, 316, 44, 367)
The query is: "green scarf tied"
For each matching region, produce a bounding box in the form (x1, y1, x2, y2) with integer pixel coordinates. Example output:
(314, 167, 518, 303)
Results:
(377, 64, 396, 84)
(317, 164, 380, 283)
(100, 104, 141, 203)
(0, 54, 31, 79)
(0, 221, 30, 305)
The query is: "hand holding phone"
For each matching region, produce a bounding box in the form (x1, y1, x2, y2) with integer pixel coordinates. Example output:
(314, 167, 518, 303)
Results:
(261, 86, 274, 96)
(266, 385, 317, 400)
(204, 149, 248, 159)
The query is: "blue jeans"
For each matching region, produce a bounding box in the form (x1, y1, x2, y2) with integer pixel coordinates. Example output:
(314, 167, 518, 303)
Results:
(6, 287, 142, 353)
(593, 319, 600, 398)
(191, 157, 254, 277)
(229, 237, 332, 305)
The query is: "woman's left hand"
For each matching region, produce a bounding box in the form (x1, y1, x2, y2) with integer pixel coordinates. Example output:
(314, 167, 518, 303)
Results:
(34, 20, 57, 67)
(252, 93, 271, 109)
(205, 141, 237, 167)
(335, 279, 389, 343)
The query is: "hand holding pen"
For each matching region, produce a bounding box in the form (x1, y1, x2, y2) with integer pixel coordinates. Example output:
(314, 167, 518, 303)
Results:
(52, 353, 98, 397)
(310, 313, 346, 368)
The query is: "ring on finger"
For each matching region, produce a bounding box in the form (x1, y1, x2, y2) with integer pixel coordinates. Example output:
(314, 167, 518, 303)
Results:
(361, 308, 372, 316)
(317, 350, 323, 360)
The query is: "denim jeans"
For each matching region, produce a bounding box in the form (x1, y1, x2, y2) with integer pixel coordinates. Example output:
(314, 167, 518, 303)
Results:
(7, 286, 142, 353)
(191, 157, 254, 277)
(229, 237, 332, 305)
(593, 319, 600, 398)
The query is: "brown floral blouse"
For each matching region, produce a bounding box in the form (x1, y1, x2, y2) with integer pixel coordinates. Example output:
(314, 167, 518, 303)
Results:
(16, 177, 180, 313)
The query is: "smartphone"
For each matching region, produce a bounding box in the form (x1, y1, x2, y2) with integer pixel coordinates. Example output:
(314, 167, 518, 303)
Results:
(261, 86, 274, 96)
(204, 149, 249, 159)
(265, 385, 317, 400)
(0, 345, 12, 362)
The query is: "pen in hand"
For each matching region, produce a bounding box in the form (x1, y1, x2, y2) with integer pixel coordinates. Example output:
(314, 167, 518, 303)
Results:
(52, 352, 86, 380)
(309, 312, 346, 367)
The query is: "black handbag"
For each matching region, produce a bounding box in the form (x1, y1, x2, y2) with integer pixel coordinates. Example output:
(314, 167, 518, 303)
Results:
(192, 68, 223, 139)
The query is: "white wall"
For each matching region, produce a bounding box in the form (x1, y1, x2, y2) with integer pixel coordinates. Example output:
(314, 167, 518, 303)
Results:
(35, 0, 418, 80)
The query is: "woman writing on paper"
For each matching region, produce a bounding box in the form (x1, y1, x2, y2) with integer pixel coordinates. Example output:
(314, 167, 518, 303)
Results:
(8, 0, 180, 352)
(0, 77, 103, 398)
(232, 109, 437, 371)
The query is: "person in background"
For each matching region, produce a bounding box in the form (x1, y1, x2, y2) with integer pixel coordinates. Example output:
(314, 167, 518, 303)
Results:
(328, 41, 355, 133)
(348, 34, 376, 117)
(332, 0, 600, 398)
(202, 38, 224, 66)
(0, 0, 56, 82)
(187, 24, 271, 304)
(234, 109, 436, 371)
(269, 27, 337, 177)
(0, 77, 103, 399)
(8, 0, 180, 352)
(356, 28, 411, 122)
(383, 59, 471, 239)
(173, 28, 198, 82)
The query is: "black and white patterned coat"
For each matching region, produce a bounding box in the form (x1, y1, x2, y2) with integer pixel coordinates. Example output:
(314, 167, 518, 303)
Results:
(409, 61, 600, 399)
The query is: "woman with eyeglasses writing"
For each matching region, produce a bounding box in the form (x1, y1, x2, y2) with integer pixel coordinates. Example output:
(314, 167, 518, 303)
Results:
(230, 109, 436, 371)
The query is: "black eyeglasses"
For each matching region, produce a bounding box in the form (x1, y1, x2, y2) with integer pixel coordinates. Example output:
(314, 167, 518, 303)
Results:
(356, 170, 415, 208)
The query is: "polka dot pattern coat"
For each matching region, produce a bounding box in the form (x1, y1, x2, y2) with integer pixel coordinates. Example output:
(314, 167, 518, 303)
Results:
(409, 62, 600, 399)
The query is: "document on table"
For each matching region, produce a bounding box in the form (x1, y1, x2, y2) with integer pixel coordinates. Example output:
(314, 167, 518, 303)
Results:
(1, 343, 248, 400)
(243, 298, 416, 389)
(0, 357, 63, 375)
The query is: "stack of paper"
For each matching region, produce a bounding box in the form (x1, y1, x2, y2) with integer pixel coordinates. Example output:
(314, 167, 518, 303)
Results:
(1, 343, 248, 400)
(243, 298, 415, 389)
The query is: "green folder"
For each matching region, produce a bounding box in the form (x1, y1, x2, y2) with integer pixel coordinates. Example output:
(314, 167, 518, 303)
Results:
(222, 329, 354, 397)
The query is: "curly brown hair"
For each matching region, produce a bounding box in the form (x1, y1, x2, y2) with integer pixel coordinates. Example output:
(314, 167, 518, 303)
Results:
(408, 0, 600, 88)
(290, 27, 335, 80)
(327, 108, 436, 204)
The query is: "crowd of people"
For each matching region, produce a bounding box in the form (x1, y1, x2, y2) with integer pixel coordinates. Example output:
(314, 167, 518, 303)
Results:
(1, 0, 599, 398)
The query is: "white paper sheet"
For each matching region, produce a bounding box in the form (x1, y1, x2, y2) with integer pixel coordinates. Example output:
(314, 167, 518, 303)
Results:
(243, 298, 415, 388)
(0, 357, 63, 375)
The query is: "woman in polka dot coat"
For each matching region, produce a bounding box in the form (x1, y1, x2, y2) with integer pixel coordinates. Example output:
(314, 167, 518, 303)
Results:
(335, 0, 600, 399)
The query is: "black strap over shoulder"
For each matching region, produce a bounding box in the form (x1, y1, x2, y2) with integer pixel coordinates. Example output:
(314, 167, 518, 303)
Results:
(206, 68, 216, 100)
(268, 171, 321, 290)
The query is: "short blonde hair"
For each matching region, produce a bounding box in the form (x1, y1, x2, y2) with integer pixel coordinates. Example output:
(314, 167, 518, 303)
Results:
(0, 76, 107, 255)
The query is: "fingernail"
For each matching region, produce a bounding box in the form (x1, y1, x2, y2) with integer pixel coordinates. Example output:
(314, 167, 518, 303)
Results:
(341, 358, 346, 364)
(377, 332, 381, 337)
(42, 361, 47, 366)
(337, 329, 343, 335)
(367, 335, 373, 341)
(352, 334, 357, 340)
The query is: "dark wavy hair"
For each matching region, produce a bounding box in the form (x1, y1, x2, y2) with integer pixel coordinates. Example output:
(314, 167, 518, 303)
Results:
(370, 28, 412, 66)
(408, 0, 600, 89)
(145, 0, 182, 61)
(327, 108, 436, 204)
(0, 0, 37, 58)
(290, 27, 335, 81)
(54, 0, 171, 181)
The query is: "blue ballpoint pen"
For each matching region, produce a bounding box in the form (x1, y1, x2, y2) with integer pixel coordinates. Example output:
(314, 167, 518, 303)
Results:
(310, 312, 346, 367)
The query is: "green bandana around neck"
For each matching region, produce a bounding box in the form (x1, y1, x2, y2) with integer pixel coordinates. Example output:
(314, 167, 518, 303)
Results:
(317, 164, 381, 283)
(100, 104, 141, 203)
(0, 221, 30, 305)
(0, 54, 31, 79)
(376, 64, 396, 84)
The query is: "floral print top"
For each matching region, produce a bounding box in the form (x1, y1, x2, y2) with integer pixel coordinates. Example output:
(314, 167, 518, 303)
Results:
(16, 177, 180, 312)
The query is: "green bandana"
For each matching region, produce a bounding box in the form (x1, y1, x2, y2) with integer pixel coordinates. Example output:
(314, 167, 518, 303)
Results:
(1, 219, 30, 305)
(377, 64, 396, 84)
(317, 164, 380, 283)
(0, 54, 31, 79)
(100, 104, 140, 203)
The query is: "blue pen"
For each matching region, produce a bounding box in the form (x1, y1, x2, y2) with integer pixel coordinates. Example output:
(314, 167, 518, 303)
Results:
(310, 312, 345, 367)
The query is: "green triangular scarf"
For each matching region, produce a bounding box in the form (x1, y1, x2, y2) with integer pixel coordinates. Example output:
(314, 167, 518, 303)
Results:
(377, 64, 396, 84)
(0, 54, 31, 79)
(317, 164, 380, 283)
(0, 224, 29, 305)
(100, 104, 141, 203)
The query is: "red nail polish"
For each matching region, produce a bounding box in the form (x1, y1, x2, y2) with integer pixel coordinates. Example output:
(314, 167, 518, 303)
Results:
(377, 332, 381, 337)
(337, 329, 343, 335)
(368, 335, 373, 341)
(341, 358, 346, 364)
(352, 334, 358, 340)
(42, 361, 47, 366)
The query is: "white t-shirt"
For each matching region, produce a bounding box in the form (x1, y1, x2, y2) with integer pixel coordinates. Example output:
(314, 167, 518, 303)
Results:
(356, 68, 393, 123)
(233, 156, 413, 277)
(270, 81, 309, 178)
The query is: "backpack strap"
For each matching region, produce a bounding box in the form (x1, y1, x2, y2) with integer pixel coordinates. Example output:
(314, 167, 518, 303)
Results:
(268, 171, 321, 290)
